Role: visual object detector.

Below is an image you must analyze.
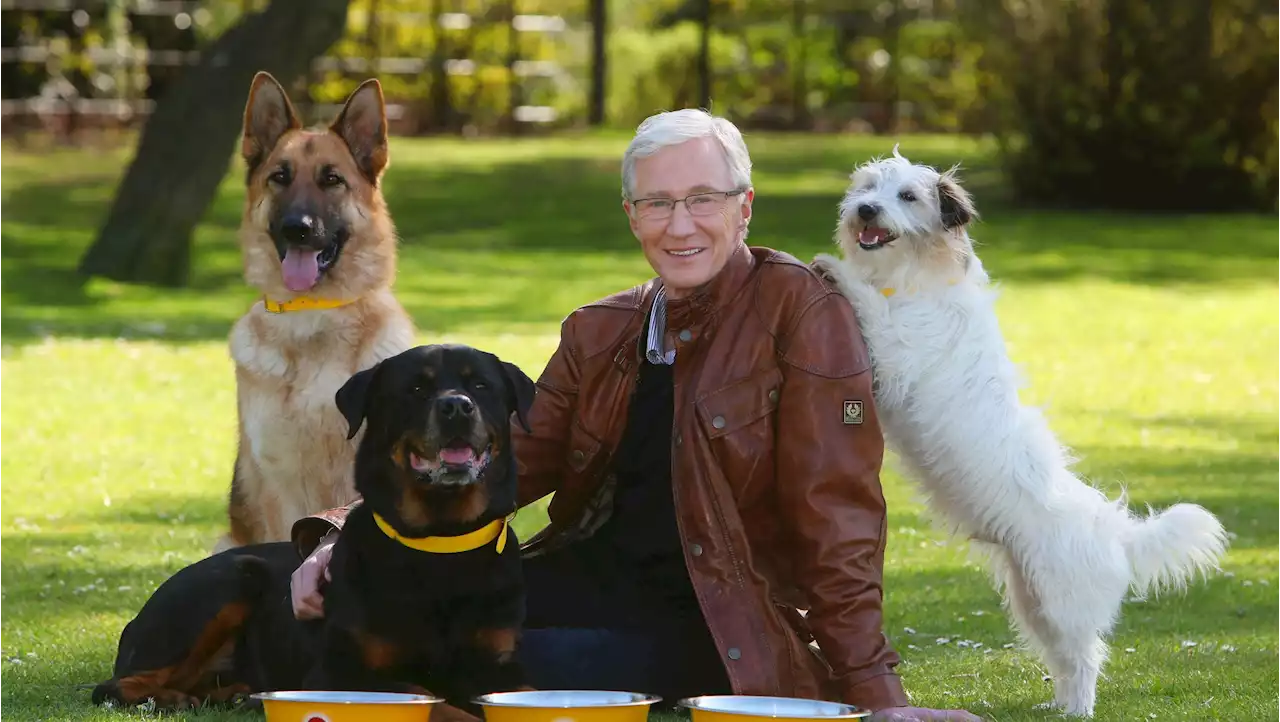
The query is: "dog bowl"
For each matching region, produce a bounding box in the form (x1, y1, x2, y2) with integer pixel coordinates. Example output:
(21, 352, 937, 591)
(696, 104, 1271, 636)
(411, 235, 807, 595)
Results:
(679, 695, 870, 722)
(474, 690, 662, 722)
(253, 690, 442, 722)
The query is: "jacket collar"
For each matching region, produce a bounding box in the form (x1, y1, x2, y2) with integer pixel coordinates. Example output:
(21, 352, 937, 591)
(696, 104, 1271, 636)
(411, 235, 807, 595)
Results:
(623, 243, 757, 368)
(645, 242, 756, 329)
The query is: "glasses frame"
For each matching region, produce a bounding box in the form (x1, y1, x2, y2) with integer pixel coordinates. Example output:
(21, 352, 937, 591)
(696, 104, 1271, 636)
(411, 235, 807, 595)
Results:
(630, 188, 748, 220)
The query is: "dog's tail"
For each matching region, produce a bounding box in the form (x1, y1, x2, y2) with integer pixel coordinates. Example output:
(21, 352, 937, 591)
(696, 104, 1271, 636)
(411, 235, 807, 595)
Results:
(1122, 502, 1228, 597)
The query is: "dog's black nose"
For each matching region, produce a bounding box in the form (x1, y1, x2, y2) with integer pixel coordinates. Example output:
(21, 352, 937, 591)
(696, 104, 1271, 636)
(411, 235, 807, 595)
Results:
(437, 394, 475, 419)
(857, 204, 880, 221)
(280, 213, 319, 245)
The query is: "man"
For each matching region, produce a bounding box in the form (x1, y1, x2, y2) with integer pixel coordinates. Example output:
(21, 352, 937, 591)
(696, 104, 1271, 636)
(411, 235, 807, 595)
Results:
(289, 109, 980, 722)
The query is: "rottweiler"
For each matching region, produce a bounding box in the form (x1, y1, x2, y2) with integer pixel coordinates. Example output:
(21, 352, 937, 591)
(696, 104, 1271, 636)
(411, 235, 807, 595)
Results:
(91, 344, 537, 718)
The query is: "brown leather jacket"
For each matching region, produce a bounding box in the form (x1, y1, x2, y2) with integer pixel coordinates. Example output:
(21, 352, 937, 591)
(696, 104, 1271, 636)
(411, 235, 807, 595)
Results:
(292, 244, 908, 710)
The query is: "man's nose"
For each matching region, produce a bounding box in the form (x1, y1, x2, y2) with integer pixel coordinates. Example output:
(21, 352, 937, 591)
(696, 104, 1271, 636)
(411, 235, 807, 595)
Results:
(666, 202, 698, 235)
(857, 204, 880, 221)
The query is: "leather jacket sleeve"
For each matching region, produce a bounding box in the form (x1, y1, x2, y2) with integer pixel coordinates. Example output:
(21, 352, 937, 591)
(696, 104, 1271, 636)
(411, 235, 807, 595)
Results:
(291, 498, 362, 559)
(512, 314, 582, 507)
(774, 291, 908, 710)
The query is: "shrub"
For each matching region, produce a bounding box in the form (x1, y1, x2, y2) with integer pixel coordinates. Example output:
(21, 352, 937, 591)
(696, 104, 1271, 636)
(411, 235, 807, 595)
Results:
(963, 0, 1278, 211)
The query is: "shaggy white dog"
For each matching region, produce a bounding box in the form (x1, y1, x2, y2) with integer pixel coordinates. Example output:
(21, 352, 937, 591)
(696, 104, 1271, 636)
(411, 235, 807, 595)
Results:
(812, 150, 1228, 717)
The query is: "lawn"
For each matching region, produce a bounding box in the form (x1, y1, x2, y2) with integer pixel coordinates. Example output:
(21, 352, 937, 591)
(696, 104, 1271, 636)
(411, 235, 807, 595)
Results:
(1, 130, 1276, 722)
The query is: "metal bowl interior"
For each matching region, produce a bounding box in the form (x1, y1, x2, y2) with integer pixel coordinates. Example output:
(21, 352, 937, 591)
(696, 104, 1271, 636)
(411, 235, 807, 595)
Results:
(679, 695, 869, 719)
(473, 691, 662, 708)
(252, 691, 442, 705)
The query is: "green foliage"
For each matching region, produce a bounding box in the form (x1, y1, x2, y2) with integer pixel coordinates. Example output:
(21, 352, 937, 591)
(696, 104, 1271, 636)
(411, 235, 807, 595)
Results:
(960, 0, 1279, 211)
(1, 134, 1277, 721)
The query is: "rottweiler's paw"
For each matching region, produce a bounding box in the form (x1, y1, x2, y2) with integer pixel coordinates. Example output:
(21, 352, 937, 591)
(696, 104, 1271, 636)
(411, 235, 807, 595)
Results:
(149, 690, 202, 710)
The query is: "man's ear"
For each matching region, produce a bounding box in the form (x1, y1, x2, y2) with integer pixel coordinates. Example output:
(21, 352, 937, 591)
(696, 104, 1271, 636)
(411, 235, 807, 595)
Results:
(242, 71, 300, 175)
(330, 78, 389, 183)
(500, 361, 537, 433)
(937, 168, 977, 231)
(335, 362, 381, 440)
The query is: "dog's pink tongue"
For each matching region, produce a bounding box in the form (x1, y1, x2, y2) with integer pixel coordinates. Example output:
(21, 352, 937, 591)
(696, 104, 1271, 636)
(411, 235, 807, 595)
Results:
(859, 227, 890, 245)
(439, 447, 476, 465)
(281, 248, 321, 291)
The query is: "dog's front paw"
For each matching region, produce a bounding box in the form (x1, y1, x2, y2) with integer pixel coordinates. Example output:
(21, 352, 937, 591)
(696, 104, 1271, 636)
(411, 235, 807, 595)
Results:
(811, 253, 847, 286)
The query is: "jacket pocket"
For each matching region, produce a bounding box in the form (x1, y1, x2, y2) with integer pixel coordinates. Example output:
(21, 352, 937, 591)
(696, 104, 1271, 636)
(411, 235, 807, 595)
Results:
(693, 367, 783, 501)
(695, 366, 783, 439)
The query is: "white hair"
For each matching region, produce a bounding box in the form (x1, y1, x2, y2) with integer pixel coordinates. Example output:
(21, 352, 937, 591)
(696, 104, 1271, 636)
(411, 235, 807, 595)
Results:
(621, 109, 753, 199)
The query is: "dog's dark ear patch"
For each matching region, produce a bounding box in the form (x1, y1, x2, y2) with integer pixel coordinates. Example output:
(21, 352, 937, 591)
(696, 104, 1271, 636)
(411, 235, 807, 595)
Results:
(499, 361, 537, 433)
(335, 363, 381, 440)
(330, 78, 389, 183)
(241, 71, 300, 176)
(937, 169, 977, 230)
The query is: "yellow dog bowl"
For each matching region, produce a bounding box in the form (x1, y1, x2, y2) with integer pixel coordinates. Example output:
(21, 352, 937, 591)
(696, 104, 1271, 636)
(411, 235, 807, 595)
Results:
(474, 690, 662, 722)
(679, 695, 870, 722)
(253, 690, 442, 722)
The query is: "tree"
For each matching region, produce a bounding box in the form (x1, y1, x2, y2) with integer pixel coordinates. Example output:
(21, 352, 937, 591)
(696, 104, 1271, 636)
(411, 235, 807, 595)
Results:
(588, 0, 606, 125)
(77, 0, 353, 287)
(960, 0, 1278, 211)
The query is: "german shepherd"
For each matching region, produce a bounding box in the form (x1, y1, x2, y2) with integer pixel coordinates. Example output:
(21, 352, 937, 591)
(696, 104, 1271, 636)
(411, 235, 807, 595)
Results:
(215, 72, 416, 553)
(93, 344, 536, 718)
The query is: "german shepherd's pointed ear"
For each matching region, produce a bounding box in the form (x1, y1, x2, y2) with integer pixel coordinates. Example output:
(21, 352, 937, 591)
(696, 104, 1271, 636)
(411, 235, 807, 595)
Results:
(330, 78, 389, 183)
(937, 167, 978, 231)
(499, 361, 537, 433)
(242, 71, 301, 174)
(335, 361, 383, 440)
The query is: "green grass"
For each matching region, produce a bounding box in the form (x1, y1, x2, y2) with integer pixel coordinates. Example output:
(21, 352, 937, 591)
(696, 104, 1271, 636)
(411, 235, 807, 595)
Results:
(2, 131, 1276, 722)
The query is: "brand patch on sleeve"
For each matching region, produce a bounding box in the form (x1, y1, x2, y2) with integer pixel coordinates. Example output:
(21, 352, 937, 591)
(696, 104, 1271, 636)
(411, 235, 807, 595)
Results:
(843, 400, 864, 425)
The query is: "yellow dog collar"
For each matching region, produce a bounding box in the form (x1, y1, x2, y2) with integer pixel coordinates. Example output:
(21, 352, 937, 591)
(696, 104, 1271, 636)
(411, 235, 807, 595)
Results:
(880, 278, 961, 297)
(262, 295, 359, 314)
(373, 513, 510, 554)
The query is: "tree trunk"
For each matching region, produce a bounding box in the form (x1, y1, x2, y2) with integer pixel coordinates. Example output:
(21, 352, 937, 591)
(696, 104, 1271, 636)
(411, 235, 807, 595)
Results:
(882, 0, 901, 134)
(588, 0, 606, 126)
(791, 0, 808, 130)
(697, 0, 711, 110)
(77, 0, 352, 287)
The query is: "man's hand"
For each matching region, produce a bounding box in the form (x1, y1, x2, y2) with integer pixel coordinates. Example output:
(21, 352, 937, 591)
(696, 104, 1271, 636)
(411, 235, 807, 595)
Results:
(290, 535, 336, 620)
(869, 707, 983, 722)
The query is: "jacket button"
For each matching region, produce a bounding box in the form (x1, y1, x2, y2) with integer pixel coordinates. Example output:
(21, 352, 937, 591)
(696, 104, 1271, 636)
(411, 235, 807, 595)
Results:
(678, 329, 693, 342)
(712, 415, 726, 429)
(571, 450, 584, 463)
(690, 543, 703, 556)
(675, 433, 683, 446)
(768, 389, 779, 403)
(727, 647, 742, 660)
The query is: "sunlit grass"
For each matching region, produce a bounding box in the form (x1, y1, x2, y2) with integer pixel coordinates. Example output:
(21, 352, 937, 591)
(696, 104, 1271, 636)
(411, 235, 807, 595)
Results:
(2, 132, 1275, 721)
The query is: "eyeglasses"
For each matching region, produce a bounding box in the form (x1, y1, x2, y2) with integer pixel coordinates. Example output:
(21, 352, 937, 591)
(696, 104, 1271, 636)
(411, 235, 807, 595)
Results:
(630, 189, 747, 220)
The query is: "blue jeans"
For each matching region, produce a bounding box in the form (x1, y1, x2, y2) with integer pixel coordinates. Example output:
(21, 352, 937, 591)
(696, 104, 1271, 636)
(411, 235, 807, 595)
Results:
(515, 543, 731, 705)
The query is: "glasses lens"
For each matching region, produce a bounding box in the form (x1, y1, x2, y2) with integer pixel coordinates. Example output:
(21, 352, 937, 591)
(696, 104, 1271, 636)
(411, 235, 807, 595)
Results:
(686, 193, 725, 215)
(637, 200, 672, 219)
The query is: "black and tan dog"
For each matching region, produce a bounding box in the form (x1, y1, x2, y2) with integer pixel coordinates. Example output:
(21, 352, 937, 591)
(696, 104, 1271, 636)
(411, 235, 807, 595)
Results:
(92, 344, 537, 717)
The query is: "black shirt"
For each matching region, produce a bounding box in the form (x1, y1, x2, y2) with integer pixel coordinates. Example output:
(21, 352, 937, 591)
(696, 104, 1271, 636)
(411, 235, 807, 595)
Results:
(593, 324, 700, 618)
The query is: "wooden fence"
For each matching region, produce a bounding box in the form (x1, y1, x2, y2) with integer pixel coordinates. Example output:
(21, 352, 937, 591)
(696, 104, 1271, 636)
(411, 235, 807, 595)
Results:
(0, 0, 576, 138)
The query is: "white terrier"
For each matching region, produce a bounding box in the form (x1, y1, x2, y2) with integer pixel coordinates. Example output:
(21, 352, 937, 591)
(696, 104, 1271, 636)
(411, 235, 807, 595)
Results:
(812, 150, 1228, 717)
